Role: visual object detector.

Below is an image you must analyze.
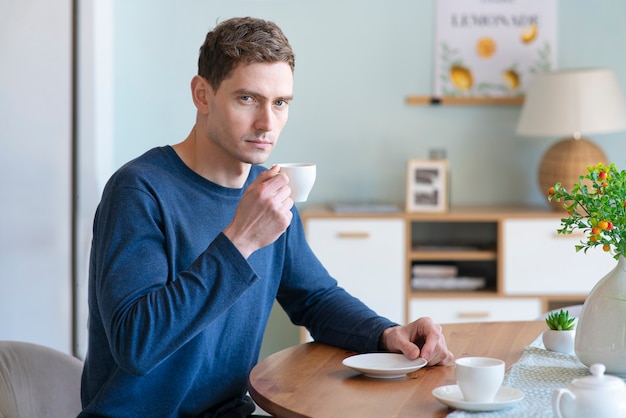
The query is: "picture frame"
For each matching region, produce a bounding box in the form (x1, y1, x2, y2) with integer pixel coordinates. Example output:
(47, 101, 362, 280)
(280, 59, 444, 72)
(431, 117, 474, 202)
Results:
(406, 159, 448, 213)
(433, 0, 557, 101)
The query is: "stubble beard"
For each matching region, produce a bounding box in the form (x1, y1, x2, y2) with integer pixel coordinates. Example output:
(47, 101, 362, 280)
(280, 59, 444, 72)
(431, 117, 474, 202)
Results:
(208, 126, 275, 166)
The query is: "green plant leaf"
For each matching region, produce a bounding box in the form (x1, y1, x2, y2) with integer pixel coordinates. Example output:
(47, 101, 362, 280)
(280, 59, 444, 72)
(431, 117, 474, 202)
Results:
(545, 309, 576, 331)
(548, 162, 626, 260)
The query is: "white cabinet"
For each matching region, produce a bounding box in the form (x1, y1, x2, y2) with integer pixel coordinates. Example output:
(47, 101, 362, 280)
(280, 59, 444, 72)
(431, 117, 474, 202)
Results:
(502, 219, 613, 295)
(409, 297, 542, 324)
(303, 207, 603, 331)
(305, 218, 405, 324)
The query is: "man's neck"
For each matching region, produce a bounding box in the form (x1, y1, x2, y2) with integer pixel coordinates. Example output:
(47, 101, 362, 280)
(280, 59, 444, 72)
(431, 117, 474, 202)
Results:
(172, 127, 251, 188)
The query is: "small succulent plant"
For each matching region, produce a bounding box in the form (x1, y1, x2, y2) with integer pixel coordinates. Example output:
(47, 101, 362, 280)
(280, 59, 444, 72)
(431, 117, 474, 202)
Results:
(545, 309, 576, 331)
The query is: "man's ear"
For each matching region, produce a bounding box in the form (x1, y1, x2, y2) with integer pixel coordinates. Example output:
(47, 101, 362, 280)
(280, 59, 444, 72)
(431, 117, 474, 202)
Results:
(191, 75, 211, 113)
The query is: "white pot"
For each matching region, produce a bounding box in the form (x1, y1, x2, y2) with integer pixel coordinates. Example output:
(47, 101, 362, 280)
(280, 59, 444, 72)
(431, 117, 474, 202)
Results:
(575, 256, 626, 376)
(543, 329, 576, 354)
(552, 363, 626, 418)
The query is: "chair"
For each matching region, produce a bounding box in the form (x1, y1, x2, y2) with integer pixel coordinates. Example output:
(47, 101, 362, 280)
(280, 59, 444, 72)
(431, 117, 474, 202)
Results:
(0, 341, 83, 418)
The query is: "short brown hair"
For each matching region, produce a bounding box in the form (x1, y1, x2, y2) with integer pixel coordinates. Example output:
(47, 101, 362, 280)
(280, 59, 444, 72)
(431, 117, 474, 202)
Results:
(198, 17, 295, 91)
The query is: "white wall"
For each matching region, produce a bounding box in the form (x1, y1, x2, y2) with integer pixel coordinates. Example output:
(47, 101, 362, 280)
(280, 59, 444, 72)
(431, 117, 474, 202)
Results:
(0, 0, 73, 354)
(74, 0, 115, 359)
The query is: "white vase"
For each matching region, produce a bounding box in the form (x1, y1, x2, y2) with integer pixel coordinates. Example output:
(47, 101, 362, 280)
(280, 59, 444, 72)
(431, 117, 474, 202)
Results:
(575, 256, 626, 375)
(543, 329, 576, 354)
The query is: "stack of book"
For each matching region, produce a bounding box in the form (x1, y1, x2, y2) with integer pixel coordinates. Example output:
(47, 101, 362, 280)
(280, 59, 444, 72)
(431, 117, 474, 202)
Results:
(410, 264, 486, 291)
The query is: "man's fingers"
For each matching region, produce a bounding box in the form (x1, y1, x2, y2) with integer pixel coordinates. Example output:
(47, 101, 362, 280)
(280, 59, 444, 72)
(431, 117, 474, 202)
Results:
(399, 339, 421, 361)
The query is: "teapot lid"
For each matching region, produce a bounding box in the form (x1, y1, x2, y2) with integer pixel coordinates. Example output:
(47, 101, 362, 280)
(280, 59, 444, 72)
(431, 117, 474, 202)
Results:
(571, 364, 626, 390)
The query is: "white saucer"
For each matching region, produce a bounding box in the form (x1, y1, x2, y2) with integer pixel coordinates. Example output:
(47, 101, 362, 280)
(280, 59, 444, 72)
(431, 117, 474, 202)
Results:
(342, 353, 428, 378)
(432, 385, 524, 411)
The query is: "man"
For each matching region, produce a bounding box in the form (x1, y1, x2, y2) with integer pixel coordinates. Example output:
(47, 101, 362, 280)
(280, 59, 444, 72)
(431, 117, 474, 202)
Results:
(79, 16, 453, 417)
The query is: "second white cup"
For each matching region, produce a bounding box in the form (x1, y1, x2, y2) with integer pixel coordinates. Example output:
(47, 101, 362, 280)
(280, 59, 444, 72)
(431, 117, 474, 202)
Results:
(455, 357, 505, 403)
(277, 163, 316, 202)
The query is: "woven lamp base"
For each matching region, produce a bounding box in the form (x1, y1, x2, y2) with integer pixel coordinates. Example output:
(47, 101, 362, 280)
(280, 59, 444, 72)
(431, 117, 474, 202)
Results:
(538, 137, 607, 211)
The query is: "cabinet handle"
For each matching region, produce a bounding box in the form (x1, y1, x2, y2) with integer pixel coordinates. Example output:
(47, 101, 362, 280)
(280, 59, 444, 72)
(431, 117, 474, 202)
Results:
(457, 311, 490, 319)
(336, 232, 371, 239)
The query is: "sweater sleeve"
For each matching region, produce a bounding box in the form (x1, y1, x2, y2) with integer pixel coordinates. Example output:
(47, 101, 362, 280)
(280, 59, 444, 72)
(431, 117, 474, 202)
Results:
(91, 180, 257, 375)
(276, 210, 397, 353)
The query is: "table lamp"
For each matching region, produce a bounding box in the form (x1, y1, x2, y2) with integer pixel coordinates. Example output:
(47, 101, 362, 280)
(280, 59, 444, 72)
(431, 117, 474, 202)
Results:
(516, 68, 626, 210)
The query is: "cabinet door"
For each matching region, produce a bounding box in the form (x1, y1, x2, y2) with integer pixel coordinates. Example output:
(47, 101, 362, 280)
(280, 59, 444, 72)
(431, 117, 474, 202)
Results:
(409, 298, 542, 324)
(306, 218, 405, 324)
(502, 219, 613, 295)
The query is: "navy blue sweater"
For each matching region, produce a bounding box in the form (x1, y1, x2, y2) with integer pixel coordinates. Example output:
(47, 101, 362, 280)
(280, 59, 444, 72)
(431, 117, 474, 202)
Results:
(79, 146, 395, 417)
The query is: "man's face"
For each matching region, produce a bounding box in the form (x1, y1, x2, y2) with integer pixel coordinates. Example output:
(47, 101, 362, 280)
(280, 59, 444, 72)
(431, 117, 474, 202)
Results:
(204, 62, 294, 166)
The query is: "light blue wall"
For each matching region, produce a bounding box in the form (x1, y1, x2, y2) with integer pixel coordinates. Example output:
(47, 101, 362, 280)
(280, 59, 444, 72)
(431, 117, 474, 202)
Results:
(109, 1, 626, 356)
(112, 0, 626, 208)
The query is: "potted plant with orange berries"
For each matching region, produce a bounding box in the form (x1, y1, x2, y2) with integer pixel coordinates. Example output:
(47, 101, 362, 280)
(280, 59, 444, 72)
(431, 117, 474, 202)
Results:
(548, 162, 626, 374)
(548, 162, 626, 260)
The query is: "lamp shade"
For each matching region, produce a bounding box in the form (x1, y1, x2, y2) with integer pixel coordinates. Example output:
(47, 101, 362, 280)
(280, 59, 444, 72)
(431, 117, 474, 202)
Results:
(516, 68, 626, 210)
(516, 68, 626, 137)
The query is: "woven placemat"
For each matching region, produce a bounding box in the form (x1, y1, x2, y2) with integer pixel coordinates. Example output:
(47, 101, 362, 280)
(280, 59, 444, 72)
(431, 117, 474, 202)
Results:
(446, 335, 596, 418)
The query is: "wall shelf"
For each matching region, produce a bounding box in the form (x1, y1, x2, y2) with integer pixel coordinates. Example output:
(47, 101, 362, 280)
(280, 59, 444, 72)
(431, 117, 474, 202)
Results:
(406, 95, 524, 106)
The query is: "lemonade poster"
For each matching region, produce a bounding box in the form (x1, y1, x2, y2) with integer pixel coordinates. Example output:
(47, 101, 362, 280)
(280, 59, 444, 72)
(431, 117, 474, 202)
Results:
(434, 0, 557, 98)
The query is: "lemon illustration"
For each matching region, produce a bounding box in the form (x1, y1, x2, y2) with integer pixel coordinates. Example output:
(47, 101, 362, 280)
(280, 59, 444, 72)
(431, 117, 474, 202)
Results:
(521, 24, 538, 44)
(503, 69, 520, 90)
(476, 37, 496, 58)
(450, 65, 473, 91)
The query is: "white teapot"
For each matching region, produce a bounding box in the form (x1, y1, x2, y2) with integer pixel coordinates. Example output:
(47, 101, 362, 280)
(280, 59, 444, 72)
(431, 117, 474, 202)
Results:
(552, 363, 626, 418)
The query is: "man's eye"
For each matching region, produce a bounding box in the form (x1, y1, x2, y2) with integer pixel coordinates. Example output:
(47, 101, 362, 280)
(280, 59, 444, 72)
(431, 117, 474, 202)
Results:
(240, 96, 253, 102)
(275, 100, 289, 107)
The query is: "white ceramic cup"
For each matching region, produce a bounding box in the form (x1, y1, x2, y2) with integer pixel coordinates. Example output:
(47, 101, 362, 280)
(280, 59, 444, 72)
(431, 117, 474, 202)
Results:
(277, 163, 316, 202)
(455, 357, 505, 403)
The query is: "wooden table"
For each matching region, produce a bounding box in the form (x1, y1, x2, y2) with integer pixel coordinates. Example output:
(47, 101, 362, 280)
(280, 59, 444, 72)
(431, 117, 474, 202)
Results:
(248, 320, 547, 417)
